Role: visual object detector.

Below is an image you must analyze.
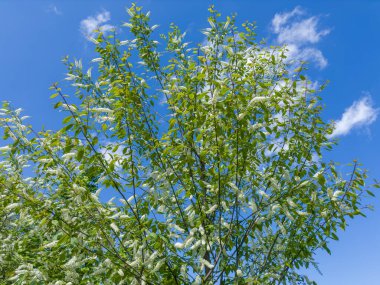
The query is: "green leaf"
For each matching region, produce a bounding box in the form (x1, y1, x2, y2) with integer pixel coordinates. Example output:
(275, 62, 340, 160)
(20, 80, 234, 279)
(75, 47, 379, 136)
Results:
(62, 116, 72, 124)
(77, 148, 84, 161)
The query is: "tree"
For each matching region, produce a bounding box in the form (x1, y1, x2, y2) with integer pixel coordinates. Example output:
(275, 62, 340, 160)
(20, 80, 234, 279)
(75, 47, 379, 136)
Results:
(0, 4, 373, 284)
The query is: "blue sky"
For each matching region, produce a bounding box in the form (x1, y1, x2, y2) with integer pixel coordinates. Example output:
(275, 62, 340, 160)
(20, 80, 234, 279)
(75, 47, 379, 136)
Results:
(0, 1, 379, 284)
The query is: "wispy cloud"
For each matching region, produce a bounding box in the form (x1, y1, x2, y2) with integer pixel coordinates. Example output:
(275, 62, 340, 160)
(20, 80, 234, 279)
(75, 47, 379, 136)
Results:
(271, 7, 330, 69)
(286, 45, 328, 69)
(47, 4, 62, 15)
(272, 6, 303, 34)
(80, 11, 114, 40)
(329, 95, 379, 138)
(275, 16, 330, 45)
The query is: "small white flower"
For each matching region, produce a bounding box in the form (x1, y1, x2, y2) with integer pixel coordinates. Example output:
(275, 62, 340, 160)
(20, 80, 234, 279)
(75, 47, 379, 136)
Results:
(110, 223, 119, 232)
(237, 112, 246, 120)
(118, 269, 124, 276)
(200, 258, 214, 269)
(332, 190, 344, 201)
(248, 96, 269, 106)
(91, 58, 104, 63)
(0, 145, 11, 152)
(91, 107, 113, 113)
(184, 237, 194, 248)
(172, 224, 185, 233)
(174, 242, 184, 249)
(296, 210, 309, 217)
(62, 152, 76, 160)
(286, 198, 298, 208)
(205, 204, 218, 214)
(221, 201, 229, 211)
(44, 240, 58, 249)
(5, 203, 19, 211)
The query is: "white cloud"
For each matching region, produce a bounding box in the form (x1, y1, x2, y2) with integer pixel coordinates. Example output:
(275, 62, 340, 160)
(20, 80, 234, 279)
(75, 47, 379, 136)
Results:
(286, 45, 327, 69)
(271, 7, 329, 69)
(300, 48, 327, 69)
(329, 95, 379, 138)
(47, 4, 62, 15)
(276, 16, 330, 45)
(80, 11, 114, 39)
(272, 6, 304, 34)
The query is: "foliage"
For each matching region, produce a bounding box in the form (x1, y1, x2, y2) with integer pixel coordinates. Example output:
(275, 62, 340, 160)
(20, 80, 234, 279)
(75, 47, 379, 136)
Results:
(0, 5, 372, 284)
